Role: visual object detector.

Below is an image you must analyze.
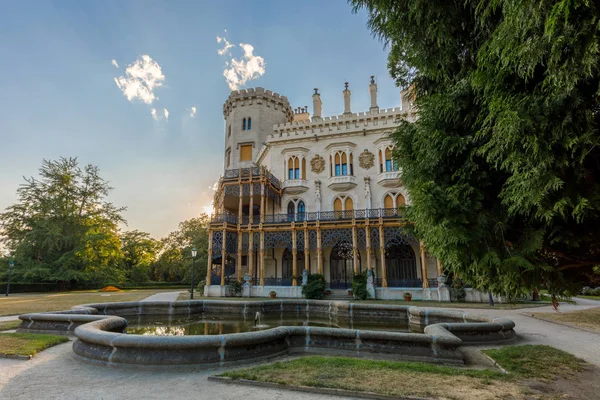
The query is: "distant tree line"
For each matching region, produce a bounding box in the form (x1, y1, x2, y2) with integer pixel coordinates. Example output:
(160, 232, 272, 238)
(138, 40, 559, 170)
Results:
(0, 157, 209, 290)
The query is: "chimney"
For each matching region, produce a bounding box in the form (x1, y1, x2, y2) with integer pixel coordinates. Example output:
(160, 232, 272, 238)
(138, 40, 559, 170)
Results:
(312, 88, 322, 119)
(343, 82, 351, 114)
(369, 76, 379, 113)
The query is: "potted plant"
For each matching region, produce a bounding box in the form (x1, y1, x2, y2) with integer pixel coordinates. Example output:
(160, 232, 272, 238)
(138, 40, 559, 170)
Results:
(324, 289, 332, 296)
(403, 292, 412, 302)
(269, 290, 277, 299)
(347, 289, 353, 296)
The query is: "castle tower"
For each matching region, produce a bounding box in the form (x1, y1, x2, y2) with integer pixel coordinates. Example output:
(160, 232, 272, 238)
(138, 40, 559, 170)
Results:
(222, 88, 293, 171)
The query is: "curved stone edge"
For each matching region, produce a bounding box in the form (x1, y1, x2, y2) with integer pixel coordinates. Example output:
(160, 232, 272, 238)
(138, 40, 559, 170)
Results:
(17, 300, 515, 369)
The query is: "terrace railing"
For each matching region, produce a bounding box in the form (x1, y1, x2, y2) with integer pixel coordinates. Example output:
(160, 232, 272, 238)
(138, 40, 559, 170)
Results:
(263, 277, 293, 287)
(212, 208, 406, 224)
(222, 167, 280, 189)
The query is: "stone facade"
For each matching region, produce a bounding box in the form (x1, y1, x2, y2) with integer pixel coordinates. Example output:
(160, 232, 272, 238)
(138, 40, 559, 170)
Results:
(207, 79, 466, 300)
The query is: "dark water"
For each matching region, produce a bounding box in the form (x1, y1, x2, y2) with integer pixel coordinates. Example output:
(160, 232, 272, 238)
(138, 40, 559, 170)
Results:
(125, 314, 415, 336)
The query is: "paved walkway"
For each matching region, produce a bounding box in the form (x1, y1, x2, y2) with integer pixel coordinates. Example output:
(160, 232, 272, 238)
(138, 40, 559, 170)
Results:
(140, 291, 183, 302)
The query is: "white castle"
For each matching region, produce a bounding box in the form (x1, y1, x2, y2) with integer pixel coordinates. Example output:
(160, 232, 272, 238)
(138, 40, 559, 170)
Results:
(205, 78, 491, 302)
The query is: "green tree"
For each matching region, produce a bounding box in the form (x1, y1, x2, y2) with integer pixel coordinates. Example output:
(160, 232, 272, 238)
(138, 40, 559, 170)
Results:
(0, 157, 126, 288)
(351, 0, 600, 297)
(120, 230, 159, 283)
(150, 216, 210, 282)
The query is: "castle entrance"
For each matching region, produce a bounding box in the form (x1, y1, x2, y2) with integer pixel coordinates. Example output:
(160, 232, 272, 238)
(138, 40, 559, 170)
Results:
(329, 242, 357, 289)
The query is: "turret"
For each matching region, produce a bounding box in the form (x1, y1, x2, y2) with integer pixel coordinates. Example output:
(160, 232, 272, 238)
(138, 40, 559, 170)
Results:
(312, 88, 322, 120)
(369, 76, 379, 113)
(343, 82, 352, 114)
(222, 87, 293, 171)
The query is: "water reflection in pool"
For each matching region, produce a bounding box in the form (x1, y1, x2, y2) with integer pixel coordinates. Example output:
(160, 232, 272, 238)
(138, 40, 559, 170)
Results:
(126, 314, 415, 336)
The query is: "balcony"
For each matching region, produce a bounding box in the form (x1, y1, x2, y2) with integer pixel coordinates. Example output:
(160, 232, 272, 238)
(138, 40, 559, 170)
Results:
(282, 179, 309, 194)
(328, 175, 357, 191)
(377, 171, 402, 187)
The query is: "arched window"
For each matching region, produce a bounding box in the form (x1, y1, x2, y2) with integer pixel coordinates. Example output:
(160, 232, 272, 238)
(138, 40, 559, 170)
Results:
(379, 145, 397, 172)
(333, 195, 354, 218)
(332, 151, 353, 177)
(228, 125, 231, 138)
(385, 244, 418, 287)
(382, 192, 407, 215)
(247, 117, 252, 130)
(287, 156, 301, 179)
(384, 194, 394, 209)
(242, 118, 247, 131)
(287, 199, 306, 221)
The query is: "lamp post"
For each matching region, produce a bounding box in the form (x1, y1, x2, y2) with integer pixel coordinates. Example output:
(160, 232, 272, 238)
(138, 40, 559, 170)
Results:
(6, 260, 14, 297)
(190, 247, 197, 300)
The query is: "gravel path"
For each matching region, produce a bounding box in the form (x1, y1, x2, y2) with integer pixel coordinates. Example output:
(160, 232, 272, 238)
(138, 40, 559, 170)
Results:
(140, 291, 183, 302)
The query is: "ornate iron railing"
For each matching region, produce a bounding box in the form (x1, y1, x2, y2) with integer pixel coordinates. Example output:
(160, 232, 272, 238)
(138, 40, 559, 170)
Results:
(210, 276, 221, 285)
(263, 277, 293, 287)
(427, 279, 439, 288)
(213, 208, 406, 224)
(222, 167, 280, 190)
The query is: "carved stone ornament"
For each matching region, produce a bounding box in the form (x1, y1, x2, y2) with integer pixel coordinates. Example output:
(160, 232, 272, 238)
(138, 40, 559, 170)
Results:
(358, 149, 375, 169)
(310, 154, 325, 174)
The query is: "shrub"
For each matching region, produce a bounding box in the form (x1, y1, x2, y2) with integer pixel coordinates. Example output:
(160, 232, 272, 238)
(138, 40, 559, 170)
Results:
(99, 286, 121, 292)
(352, 272, 369, 300)
(227, 279, 243, 297)
(196, 280, 206, 296)
(451, 279, 466, 302)
(302, 274, 326, 299)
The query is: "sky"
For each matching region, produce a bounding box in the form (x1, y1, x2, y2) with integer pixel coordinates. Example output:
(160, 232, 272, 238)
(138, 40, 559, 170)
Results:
(0, 0, 402, 240)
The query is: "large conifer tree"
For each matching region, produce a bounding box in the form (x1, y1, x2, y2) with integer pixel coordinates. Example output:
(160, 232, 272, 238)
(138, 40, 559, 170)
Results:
(351, 0, 600, 296)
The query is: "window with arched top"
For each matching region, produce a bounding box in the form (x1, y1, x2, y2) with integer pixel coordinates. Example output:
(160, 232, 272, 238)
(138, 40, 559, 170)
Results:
(285, 155, 306, 180)
(333, 195, 354, 218)
(247, 117, 252, 130)
(332, 150, 353, 177)
(379, 145, 397, 172)
(242, 118, 247, 131)
(287, 199, 306, 221)
(228, 125, 231, 138)
(382, 192, 407, 213)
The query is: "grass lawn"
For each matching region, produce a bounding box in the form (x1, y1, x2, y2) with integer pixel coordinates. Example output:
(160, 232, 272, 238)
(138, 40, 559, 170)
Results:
(0, 289, 176, 316)
(220, 345, 587, 400)
(0, 333, 69, 357)
(578, 295, 600, 301)
(0, 320, 21, 331)
(530, 307, 600, 333)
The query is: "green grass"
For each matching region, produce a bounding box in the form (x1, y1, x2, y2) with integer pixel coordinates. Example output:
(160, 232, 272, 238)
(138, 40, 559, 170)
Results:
(219, 345, 587, 400)
(530, 307, 600, 333)
(579, 295, 600, 301)
(350, 299, 550, 309)
(0, 289, 177, 316)
(0, 320, 21, 331)
(0, 333, 69, 356)
(483, 345, 586, 379)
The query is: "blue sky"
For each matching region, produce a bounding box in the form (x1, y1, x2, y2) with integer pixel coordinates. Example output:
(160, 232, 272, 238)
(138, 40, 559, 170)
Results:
(0, 0, 401, 239)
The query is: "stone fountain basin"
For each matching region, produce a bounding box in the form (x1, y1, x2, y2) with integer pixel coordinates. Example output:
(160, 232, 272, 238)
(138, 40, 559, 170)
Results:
(17, 300, 515, 369)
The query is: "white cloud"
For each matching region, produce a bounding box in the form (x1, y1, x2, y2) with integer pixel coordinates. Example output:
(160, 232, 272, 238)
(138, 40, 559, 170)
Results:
(151, 108, 158, 120)
(114, 55, 165, 104)
(217, 35, 234, 56)
(219, 40, 266, 91)
(163, 108, 169, 120)
(111, 59, 119, 68)
(189, 106, 197, 117)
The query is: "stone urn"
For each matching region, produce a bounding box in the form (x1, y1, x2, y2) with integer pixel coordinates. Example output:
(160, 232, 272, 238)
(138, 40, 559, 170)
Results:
(437, 274, 447, 287)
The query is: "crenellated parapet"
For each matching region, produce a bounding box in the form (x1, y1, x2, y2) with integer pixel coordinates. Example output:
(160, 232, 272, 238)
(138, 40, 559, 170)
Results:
(269, 107, 413, 142)
(223, 87, 294, 120)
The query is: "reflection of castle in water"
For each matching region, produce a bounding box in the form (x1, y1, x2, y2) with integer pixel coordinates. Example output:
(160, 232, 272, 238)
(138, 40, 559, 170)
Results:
(125, 314, 414, 336)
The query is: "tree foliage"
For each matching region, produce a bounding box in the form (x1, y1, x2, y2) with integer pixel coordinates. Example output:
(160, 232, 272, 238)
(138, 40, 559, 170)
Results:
(351, 0, 600, 296)
(0, 157, 126, 287)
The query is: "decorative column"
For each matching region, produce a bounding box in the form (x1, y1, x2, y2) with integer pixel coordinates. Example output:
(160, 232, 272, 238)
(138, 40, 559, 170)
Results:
(365, 226, 372, 272)
(248, 232, 254, 284)
(206, 229, 213, 286)
(237, 230, 243, 282)
(260, 182, 266, 223)
(259, 230, 265, 285)
(379, 225, 387, 287)
(221, 228, 227, 286)
(436, 259, 443, 277)
(420, 241, 429, 288)
(315, 180, 322, 214)
(292, 227, 298, 286)
(249, 184, 254, 224)
(352, 225, 359, 274)
(316, 226, 323, 274)
(238, 184, 243, 224)
(304, 227, 310, 273)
